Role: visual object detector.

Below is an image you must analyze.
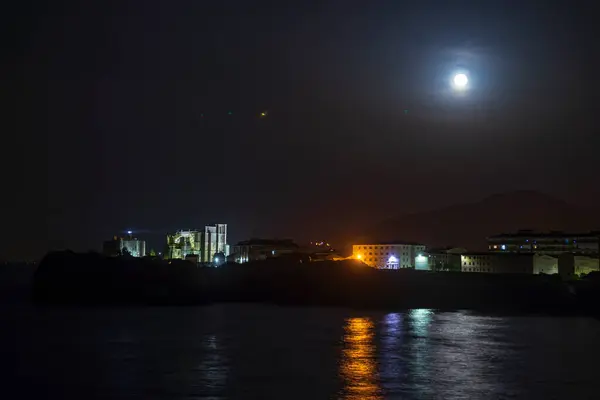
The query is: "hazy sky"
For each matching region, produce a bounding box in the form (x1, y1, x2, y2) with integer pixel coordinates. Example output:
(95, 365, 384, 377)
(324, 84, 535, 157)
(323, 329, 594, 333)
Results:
(3, 0, 599, 259)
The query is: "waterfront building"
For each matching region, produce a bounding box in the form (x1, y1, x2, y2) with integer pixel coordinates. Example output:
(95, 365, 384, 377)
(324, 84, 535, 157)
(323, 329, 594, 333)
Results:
(103, 233, 146, 258)
(427, 247, 467, 271)
(487, 230, 600, 255)
(230, 239, 298, 263)
(166, 223, 229, 263)
(461, 253, 534, 274)
(352, 242, 426, 269)
(461, 252, 599, 277)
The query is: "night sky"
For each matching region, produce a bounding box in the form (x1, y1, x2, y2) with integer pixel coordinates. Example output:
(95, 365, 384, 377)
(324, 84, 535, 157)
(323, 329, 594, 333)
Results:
(3, 1, 599, 260)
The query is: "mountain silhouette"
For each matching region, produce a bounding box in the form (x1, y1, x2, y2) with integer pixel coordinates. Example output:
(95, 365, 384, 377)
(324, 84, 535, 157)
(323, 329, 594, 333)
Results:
(360, 191, 600, 251)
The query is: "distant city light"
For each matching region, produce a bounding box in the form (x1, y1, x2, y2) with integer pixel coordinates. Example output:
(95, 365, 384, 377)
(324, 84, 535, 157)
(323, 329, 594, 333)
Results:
(416, 254, 427, 262)
(356, 254, 362, 260)
(501, 244, 506, 250)
(127, 230, 132, 235)
(388, 255, 398, 263)
(272, 250, 276, 255)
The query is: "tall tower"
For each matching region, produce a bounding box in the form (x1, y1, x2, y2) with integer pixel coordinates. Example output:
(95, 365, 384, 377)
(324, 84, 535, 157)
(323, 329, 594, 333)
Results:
(200, 223, 228, 263)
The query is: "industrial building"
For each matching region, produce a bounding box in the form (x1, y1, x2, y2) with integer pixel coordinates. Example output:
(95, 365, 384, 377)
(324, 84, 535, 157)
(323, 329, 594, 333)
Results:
(461, 252, 599, 277)
(352, 242, 426, 269)
(461, 253, 534, 274)
(103, 233, 146, 258)
(230, 239, 299, 263)
(165, 223, 229, 264)
(487, 230, 600, 255)
(426, 248, 467, 271)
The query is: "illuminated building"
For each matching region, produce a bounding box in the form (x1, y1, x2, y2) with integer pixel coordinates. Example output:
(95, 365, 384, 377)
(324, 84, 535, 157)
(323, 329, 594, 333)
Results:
(231, 239, 298, 263)
(487, 230, 600, 255)
(427, 248, 468, 271)
(103, 233, 146, 258)
(462, 251, 599, 276)
(461, 253, 534, 274)
(166, 223, 229, 264)
(352, 242, 426, 269)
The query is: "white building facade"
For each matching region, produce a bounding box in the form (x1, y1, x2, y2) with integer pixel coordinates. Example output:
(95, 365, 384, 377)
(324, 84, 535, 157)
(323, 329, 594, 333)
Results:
(352, 243, 426, 269)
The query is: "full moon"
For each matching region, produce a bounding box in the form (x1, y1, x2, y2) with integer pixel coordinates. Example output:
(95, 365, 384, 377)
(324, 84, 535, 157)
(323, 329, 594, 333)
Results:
(453, 73, 468, 88)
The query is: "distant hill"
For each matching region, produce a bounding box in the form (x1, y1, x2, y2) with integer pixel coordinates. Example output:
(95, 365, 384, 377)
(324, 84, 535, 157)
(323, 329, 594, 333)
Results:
(360, 191, 600, 250)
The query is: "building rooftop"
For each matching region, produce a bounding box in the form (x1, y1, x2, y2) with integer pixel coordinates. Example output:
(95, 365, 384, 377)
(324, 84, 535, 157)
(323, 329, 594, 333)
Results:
(427, 247, 468, 254)
(488, 231, 600, 239)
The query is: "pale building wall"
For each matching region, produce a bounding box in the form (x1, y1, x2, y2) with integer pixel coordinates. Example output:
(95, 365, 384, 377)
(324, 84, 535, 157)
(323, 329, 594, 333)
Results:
(461, 254, 533, 274)
(574, 256, 599, 276)
(415, 254, 429, 270)
(121, 239, 146, 258)
(352, 244, 425, 269)
(461, 254, 493, 273)
(533, 254, 558, 275)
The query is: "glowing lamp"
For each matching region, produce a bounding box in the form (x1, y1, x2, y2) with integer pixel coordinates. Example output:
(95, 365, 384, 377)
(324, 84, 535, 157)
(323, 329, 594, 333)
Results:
(388, 255, 398, 263)
(356, 254, 362, 260)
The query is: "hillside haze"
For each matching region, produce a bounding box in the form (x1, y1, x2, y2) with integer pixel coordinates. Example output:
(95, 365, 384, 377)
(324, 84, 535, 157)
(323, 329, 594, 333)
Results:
(361, 191, 600, 250)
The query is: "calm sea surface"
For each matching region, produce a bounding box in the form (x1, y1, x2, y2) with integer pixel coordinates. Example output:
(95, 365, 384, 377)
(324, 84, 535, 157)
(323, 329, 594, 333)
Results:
(1, 268, 600, 399)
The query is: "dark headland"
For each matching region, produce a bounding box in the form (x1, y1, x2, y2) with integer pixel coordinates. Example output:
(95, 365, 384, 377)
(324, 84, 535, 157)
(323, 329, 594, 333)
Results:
(32, 251, 600, 315)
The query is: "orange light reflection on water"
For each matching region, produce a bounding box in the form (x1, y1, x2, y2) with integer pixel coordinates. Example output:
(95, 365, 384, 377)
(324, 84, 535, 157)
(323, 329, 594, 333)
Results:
(339, 317, 382, 400)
